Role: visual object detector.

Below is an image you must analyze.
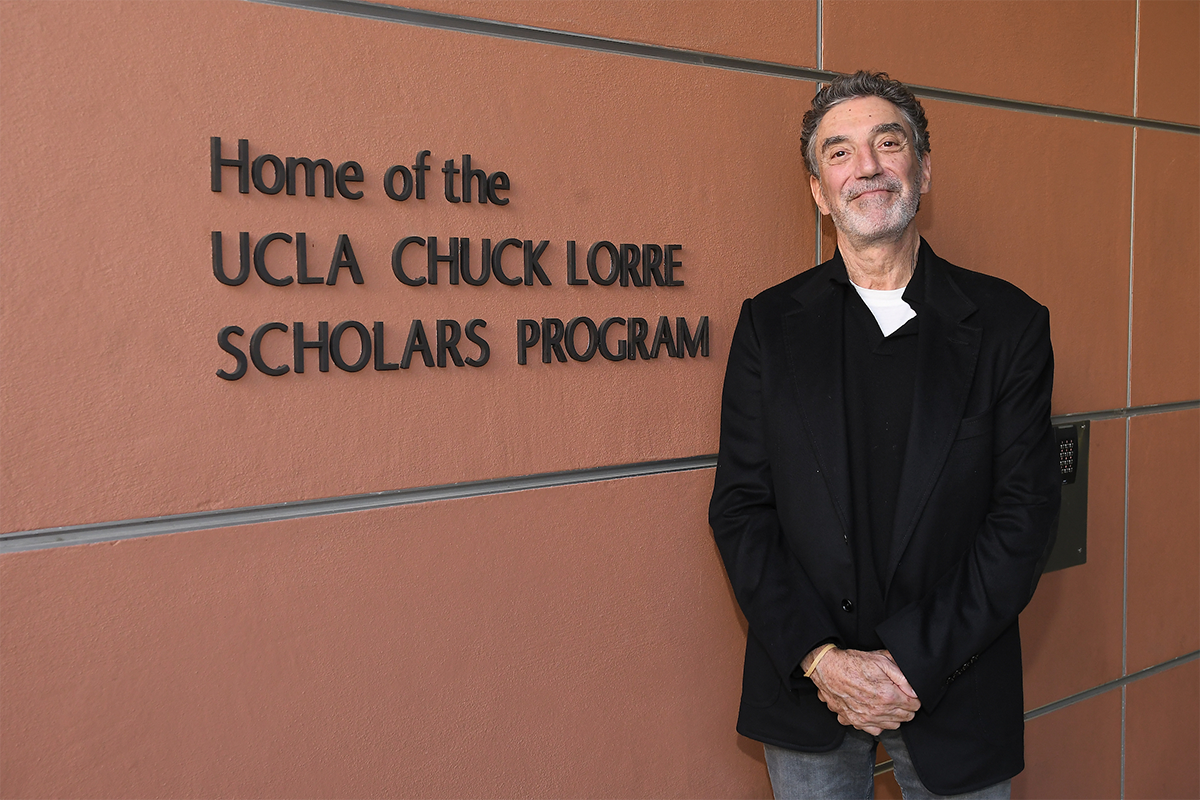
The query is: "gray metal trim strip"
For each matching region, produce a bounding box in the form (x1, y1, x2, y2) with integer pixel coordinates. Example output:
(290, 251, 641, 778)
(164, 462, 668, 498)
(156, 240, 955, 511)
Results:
(0, 455, 717, 553)
(2, 400, 1196, 552)
(249, 0, 1200, 135)
(1024, 650, 1199, 721)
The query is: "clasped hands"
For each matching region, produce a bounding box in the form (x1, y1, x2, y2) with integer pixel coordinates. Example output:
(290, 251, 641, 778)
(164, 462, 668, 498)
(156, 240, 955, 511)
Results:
(802, 646, 920, 735)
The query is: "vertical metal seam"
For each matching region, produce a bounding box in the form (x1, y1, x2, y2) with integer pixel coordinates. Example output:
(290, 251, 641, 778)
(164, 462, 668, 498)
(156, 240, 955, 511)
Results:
(1123, 7, 1140, 794)
(1121, 684, 1128, 799)
(815, 0, 823, 71)
(1133, 0, 1141, 119)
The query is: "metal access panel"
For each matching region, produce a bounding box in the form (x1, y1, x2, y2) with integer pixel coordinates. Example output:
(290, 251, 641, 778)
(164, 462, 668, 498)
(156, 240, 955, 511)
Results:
(1044, 421, 1089, 572)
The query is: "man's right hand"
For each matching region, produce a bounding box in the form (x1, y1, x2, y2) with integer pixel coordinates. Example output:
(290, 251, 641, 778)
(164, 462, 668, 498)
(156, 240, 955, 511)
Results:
(803, 647, 921, 735)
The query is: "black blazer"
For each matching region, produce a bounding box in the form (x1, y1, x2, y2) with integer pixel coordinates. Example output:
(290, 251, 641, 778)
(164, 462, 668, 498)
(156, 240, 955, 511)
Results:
(709, 240, 1060, 795)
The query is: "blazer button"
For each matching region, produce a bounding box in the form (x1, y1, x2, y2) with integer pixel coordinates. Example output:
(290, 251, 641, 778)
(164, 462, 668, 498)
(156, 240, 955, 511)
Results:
(841, 599, 854, 613)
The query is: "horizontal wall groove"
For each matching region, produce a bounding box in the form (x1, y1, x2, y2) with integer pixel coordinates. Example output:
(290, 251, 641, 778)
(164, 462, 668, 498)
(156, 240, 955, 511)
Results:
(3, 400, 1195, 552)
(1024, 650, 1199, 721)
(0, 455, 717, 553)
(1051, 398, 1199, 424)
(250, 0, 1200, 135)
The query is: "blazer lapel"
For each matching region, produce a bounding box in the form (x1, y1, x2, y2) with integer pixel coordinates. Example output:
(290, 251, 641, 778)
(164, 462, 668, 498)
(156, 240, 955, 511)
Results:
(783, 260, 852, 539)
(885, 246, 981, 592)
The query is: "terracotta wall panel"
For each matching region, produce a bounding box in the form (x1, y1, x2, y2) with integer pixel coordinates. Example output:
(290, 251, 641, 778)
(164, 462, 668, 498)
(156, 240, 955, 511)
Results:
(886, 101, 1132, 415)
(1127, 410, 1200, 673)
(1012, 689, 1122, 799)
(0, 469, 772, 799)
(1131, 129, 1200, 406)
(1021, 419, 1125, 709)
(1137, 0, 1200, 125)
(0, 1, 815, 532)
(824, 0, 1135, 115)
(1125, 660, 1200, 799)
(387, 0, 817, 67)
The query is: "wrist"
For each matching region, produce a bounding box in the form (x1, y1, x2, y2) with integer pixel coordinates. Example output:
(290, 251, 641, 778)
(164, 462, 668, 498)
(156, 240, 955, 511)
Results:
(803, 643, 838, 678)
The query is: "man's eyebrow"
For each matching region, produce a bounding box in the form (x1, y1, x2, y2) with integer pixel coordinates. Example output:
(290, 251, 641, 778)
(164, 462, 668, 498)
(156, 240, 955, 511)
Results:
(872, 122, 908, 138)
(819, 134, 850, 153)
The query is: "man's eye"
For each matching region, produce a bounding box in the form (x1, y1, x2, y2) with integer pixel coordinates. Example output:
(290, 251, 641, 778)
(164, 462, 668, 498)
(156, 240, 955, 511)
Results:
(830, 150, 848, 159)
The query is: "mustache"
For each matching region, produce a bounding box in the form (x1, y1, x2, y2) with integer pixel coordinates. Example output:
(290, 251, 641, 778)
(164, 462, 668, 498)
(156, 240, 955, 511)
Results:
(844, 177, 903, 202)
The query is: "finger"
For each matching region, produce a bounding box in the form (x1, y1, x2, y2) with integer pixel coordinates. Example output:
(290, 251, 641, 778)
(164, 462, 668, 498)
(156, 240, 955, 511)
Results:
(875, 657, 919, 699)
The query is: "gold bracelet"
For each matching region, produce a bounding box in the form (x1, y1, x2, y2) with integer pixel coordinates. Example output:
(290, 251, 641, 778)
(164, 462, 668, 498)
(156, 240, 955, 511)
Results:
(803, 643, 837, 678)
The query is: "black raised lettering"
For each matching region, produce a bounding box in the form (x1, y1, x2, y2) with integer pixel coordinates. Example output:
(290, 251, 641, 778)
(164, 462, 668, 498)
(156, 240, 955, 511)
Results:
(462, 238, 490, 286)
(461, 154, 487, 203)
(251, 322, 290, 376)
(427, 236, 459, 285)
(296, 232, 322, 284)
(330, 320, 371, 372)
(542, 318, 567, 363)
(252, 154, 285, 195)
(464, 319, 489, 367)
(523, 240, 551, 286)
(327, 234, 364, 285)
(392, 237, 426, 286)
(373, 321, 399, 371)
(587, 241, 619, 285)
(492, 238, 522, 286)
(486, 171, 510, 205)
(216, 325, 247, 380)
(677, 315, 709, 357)
(384, 164, 414, 201)
(210, 136, 249, 194)
(598, 317, 627, 361)
(254, 233, 294, 286)
(413, 150, 431, 199)
(286, 157, 334, 197)
(517, 319, 539, 366)
(212, 231, 250, 286)
(335, 161, 364, 199)
(650, 315, 677, 358)
(401, 320, 435, 368)
(665, 244, 684, 286)
(566, 316, 599, 362)
(566, 240, 586, 285)
(627, 317, 651, 360)
(619, 243, 644, 287)
(436, 319, 464, 367)
(442, 158, 460, 203)
(293, 321, 329, 373)
(643, 244, 666, 286)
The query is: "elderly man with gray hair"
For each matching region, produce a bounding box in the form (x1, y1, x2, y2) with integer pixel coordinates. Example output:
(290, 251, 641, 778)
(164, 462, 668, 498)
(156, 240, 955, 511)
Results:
(710, 71, 1060, 798)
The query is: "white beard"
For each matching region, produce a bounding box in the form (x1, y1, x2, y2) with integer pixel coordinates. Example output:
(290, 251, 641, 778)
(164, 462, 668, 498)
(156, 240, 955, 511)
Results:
(824, 175, 921, 247)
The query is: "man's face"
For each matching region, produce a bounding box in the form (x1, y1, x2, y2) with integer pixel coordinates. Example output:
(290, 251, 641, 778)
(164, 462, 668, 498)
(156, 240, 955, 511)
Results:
(809, 95, 931, 247)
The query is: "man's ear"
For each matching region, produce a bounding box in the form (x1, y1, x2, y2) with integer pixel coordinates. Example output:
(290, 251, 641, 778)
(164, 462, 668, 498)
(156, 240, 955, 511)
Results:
(918, 152, 932, 195)
(809, 174, 829, 215)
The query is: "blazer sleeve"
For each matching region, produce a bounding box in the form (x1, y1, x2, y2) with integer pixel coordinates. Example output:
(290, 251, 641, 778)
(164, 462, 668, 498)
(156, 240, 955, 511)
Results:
(877, 304, 1061, 711)
(709, 298, 842, 685)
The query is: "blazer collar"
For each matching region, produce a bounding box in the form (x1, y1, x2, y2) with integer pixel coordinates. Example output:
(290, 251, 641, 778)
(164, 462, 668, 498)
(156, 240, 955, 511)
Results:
(792, 238, 977, 322)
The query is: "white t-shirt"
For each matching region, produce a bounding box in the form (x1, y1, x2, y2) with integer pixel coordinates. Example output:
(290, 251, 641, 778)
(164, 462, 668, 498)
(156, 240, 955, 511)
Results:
(850, 282, 916, 337)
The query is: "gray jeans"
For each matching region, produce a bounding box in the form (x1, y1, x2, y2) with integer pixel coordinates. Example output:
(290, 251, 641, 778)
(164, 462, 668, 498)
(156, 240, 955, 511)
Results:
(764, 728, 1011, 799)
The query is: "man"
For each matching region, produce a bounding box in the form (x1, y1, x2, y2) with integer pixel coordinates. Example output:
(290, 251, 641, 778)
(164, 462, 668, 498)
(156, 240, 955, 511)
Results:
(709, 71, 1060, 798)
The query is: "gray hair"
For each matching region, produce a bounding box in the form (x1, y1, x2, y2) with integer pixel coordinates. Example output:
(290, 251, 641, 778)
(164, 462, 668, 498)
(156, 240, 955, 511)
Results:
(800, 71, 931, 177)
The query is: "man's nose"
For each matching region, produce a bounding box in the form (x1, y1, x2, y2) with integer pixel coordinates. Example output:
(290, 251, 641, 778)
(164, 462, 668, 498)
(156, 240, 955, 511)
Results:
(852, 146, 882, 178)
